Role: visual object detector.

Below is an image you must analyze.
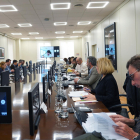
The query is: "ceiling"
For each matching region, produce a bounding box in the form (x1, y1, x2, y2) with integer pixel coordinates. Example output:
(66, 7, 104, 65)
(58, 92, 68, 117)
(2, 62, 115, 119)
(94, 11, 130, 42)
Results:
(0, 0, 125, 40)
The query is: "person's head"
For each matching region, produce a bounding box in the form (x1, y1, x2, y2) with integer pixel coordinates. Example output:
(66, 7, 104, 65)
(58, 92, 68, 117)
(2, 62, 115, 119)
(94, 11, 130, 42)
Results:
(87, 56, 96, 69)
(68, 57, 71, 63)
(73, 57, 77, 65)
(96, 57, 114, 75)
(76, 57, 82, 65)
(13, 60, 18, 66)
(47, 50, 51, 56)
(22, 60, 25, 65)
(6, 59, 11, 66)
(126, 55, 140, 88)
(0, 61, 6, 70)
(63, 58, 68, 62)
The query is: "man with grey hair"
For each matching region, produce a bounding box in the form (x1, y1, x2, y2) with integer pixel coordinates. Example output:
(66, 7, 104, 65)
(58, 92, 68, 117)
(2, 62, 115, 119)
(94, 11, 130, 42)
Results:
(74, 56, 101, 89)
(73, 57, 88, 77)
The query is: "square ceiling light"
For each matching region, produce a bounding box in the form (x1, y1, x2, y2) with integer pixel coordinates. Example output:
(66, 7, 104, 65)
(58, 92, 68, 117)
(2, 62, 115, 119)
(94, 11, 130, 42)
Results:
(56, 37, 64, 38)
(50, 3, 71, 10)
(35, 37, 43, 39)
(18, 23, 32, 27)
(55, 31, 65, 34)
(21, 38, 30, 40)
(11, 33, 22, 35)
(77, 21, 91, 25)
(73, 31, 83, 33)
(0, 24, 9, 28)
(29, 32, 39, 35)
(54, 22, 67, 26)
(0, 5, 18, 12)
(70, 36, 78, 38)
(86, 2, 109, 8)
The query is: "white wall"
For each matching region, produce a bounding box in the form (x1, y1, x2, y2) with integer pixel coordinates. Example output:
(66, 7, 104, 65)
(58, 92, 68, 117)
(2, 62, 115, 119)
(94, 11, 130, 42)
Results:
(0, 35, 16, 62)
(81, 0, 140, 93)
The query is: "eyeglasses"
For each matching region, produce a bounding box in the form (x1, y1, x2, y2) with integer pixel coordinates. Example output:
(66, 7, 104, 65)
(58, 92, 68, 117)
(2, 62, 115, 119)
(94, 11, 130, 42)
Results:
(129, 69, 139, 81)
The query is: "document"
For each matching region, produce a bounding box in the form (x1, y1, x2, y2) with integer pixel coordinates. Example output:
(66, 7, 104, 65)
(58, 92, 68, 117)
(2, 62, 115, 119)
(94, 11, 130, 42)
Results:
(68, 91, 88, 97)
(82, 112, 128, 140)
(72, 97, 98, 103)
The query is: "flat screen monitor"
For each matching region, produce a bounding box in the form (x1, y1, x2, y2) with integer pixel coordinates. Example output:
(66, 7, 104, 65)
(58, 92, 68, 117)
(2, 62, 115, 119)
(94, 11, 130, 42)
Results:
(26, 62, 28, 67)
(0, 47, 5, 59)
(33, 63, 35, 71)
(28, 83, 40, 136)
(1, 70, 9, 86)
(54, 46, 60, 57)
(104, 22, 117, 70)
(36, 62, 38, 68)
(29, 60, 32, 65)
(15, 67, 20, 81)
(42, 74, 48, 103)
(29, 64, 32, 74)
(40, 46, 54, 58)
(48, 70, 51, 89)
(23, 66, 27, 77)
(0, 86, 12, 123)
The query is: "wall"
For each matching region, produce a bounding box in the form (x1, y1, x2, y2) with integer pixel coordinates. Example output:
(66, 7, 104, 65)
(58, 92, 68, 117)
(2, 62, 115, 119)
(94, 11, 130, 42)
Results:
(19, 38, 82, 63)
(81, 0, 140, 93)
(0, 35, 16, 62)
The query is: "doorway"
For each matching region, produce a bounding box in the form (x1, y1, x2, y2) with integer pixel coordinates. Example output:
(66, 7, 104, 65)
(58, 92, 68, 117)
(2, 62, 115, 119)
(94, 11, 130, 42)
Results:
(92, 44, 96, 57)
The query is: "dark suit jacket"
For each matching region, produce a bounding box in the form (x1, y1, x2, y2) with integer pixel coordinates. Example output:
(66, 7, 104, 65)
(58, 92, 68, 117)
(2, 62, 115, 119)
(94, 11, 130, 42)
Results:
(91, 74, 121, 112)
(10, 64, 17, 70)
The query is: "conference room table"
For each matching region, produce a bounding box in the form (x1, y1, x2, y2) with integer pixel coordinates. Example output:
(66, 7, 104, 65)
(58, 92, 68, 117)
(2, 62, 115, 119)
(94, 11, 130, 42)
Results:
(0, 69, 109, 140)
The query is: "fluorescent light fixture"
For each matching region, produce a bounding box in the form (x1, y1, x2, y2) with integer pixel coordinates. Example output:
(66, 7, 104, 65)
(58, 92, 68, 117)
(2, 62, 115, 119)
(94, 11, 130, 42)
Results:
(0, 5, 18, 12)
(110, 30, 114, 33)
(29, 32, 39, 35)
(70, 36, 78, 38)
(55, 31, 65, 34)
(35, 37, 43, 39)
(77, 21, 91, 25)
(50, 3, 71, 10)
(54, 22, 67, 26)
(11, 33, 22, 35)
(21, 38, 30, 39)
(0, 24, 9, 28)
(86, 2, 109, 8)
(73, 31, 83, 33)
(56, 37, 64, 38)
(18, 23, 32, 27)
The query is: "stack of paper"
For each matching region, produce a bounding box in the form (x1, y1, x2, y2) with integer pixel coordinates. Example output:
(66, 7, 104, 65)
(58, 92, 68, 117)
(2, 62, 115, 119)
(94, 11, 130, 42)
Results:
(68, 91, 88, 97)
(72, 97, 98, 103)
(82, 112, 128, 140)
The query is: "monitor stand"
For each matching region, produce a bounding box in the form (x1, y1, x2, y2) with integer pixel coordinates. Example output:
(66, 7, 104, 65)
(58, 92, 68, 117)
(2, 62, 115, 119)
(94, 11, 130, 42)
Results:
(35, 115, 40, 130)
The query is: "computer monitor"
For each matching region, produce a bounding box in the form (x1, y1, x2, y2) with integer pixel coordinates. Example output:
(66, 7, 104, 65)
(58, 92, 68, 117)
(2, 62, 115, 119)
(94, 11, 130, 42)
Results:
(26, 62, 28, 67)
(15, 67, 20, 81)
(23, 66, 27, 77)
(48, 70, 51, 89)
(42, 74, 48, 103)
(0, 86, 12, 123)
(1, 70, 9, 86)
(29, 64, 32, 74)
(36, 62, 38, 68)
(29, 60, 32, 65)
(28, 83, 40, 136)
(33, 63, 35, 71)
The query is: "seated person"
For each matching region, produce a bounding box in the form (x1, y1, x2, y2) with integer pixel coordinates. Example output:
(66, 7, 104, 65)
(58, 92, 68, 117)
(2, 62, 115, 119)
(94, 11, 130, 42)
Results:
(0, 61, 7, 74)
(10, 60, 21, 70)
(109, 55, 140, 140)
(63, 58, 69, 65)
(71, 57, 77, 69)
(5, 59, 14, 73)
(74, 56, 101, 89)
(73, 57, 88, 77)
(83, 57, 121, 113)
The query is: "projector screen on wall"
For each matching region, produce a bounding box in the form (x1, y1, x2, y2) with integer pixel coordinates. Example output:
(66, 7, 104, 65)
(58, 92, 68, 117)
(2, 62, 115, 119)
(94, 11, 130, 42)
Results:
(0, 47, 5, 59)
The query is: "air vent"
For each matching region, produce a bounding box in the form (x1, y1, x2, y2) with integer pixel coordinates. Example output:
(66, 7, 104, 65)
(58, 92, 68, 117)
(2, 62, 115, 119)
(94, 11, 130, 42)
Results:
(69, 25, 74, 26)
(74, 4, 83, 7)
(44, 18, 49, 21)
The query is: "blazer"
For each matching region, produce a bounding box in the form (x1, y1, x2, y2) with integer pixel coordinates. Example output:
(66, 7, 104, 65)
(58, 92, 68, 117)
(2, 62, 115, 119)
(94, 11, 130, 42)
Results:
(78, 66, 101, 89)
(10, 64, 17, 70)
(91, 74, 121, 112)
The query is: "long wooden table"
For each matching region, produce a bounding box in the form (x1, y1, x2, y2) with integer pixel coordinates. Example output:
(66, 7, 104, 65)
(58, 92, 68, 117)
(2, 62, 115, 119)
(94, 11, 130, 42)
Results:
(0, 70, 109, 140)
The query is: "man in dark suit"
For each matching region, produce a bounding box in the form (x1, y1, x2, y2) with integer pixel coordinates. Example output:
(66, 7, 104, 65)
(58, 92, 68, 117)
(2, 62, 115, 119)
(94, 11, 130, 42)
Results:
(10, 60, 21, 70)
(5, 59, 14, 73)
(74, 56, 101, 89)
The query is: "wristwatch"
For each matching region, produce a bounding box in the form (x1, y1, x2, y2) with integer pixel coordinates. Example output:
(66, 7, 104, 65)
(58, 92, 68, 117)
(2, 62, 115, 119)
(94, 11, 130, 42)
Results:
(133, 136, 138, 140)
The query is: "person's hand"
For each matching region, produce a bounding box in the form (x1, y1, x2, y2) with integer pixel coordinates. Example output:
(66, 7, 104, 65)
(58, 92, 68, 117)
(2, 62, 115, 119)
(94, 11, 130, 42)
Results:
(114, 121, 139, 140)
(83, 93, 96, 100)
(11, 69, 14, 72)
(71, 69, 75, 72)
(110, 114, 135, 127)
(75, 72, 80, 76)
(74, 78, 79, 83)
(83, 87, 91, 92)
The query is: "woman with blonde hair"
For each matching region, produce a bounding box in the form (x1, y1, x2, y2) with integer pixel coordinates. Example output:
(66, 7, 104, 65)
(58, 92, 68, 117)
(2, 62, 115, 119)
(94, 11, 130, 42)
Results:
(83, 57, 121, 113)
(0, 61, 7, 74)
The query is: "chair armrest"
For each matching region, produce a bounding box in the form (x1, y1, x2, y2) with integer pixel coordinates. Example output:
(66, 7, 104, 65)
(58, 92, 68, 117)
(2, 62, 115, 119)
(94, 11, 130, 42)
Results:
(109, 104, 134, 109)
(119, 94, 127, 97)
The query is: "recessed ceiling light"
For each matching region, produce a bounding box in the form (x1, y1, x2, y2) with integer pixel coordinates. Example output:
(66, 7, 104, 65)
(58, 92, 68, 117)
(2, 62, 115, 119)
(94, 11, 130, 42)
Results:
(77, 21, 91, 25)
(18, 23, 32, 27)
(73, 31, 83, 33)
(0, 24, 9, 28)
(70, 36, 78, 38)
(11, 33, 22, 35)
(56, 37, 64, 38)
(29, 32, 39, 35)
(35, 37, 43, 39)
(50, 3, 71, 10)
(54, 22, 67, 26)
(55, 31, 65, 34)
(0, 5, 18, 12)
(21, 38, 30, 40)
(86, 2, 109, 8)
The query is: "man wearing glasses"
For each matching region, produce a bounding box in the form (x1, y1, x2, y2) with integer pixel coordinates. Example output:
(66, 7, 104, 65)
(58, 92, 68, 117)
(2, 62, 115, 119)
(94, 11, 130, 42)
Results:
(110, 55, 140, 140)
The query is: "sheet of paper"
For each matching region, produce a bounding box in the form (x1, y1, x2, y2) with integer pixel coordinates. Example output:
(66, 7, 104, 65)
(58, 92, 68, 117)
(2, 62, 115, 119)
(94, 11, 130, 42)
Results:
(78, 100, 98, 103)
(48, 89, 51, 95)
(68, 91, 88, 97)
(72, 97, 81, 101)
(40, 102, 47, 113)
